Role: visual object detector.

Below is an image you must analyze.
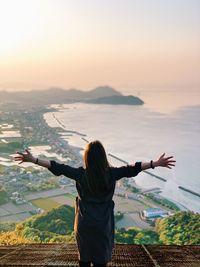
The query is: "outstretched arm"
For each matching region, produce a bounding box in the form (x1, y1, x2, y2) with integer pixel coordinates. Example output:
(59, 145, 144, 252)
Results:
(14, 149, 83, 181)
(141, 153, 176, 170)
(14, 149, 51, 168)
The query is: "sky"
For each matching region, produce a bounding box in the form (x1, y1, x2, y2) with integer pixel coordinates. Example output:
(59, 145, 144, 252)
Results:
(0, 0, 199, 91)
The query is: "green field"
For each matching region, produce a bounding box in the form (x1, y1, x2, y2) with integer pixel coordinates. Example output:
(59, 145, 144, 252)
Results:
(30, 193, 76, 212)
(65, 193, 76, 200)
(0, 141, 23, 153)
(31, 198, 60, 211)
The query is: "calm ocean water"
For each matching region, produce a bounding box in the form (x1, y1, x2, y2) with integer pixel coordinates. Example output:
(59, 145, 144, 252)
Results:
(44, 89, 200, 212)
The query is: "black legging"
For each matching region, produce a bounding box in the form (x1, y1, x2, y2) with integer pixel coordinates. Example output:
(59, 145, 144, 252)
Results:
(79, 260, 107, 267)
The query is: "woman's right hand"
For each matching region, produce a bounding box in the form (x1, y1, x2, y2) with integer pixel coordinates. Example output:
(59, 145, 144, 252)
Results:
(14, 149, 36, 164)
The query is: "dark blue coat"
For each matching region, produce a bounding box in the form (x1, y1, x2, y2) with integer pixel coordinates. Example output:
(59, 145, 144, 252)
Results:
(48, 161, 142, 264)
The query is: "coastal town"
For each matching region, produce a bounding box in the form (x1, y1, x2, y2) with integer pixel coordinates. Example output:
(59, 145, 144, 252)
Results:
(0, 105, 186, 229)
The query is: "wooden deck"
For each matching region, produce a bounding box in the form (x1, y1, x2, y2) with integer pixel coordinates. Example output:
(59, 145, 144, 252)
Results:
(0, 243, 199, 266)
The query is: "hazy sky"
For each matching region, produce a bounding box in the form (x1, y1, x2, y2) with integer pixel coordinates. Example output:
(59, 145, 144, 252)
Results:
(0, 0, 199, 91)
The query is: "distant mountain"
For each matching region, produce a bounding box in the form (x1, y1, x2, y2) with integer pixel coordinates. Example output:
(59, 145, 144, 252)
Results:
(0, 86, 143, 108)
(85, 95, 144, 105)
(0, 86, 121, 103)
(84, 86, 122, 99)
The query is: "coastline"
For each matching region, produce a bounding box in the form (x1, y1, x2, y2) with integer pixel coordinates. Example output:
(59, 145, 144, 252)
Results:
(43, 105, 190, 213)
(0, 103, 196, 228)
(39, 107, 84, 167)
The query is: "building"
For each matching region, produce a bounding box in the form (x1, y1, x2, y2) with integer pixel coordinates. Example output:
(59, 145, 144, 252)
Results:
(142, 208, 168, 219)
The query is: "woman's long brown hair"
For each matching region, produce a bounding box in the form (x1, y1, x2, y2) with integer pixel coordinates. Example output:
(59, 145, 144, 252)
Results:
(84, 140, 111, 194)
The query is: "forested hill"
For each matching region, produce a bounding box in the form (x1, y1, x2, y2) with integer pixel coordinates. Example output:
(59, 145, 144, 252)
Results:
(85, 95, 144, 105)
(19, 205, 75, 242)
(0, 204, 199, 245)
(0, 86, 144, 108)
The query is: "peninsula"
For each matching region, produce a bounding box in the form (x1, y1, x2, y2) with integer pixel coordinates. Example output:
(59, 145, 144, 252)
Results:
(0, 86, 144, 107)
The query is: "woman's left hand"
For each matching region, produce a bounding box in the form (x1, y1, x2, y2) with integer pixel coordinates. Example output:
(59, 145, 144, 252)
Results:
(155, 153, 176, 169)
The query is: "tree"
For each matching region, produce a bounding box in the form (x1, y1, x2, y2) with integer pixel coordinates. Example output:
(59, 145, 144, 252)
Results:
(0, 231, 31, 245)
(155, 211, 200, 245)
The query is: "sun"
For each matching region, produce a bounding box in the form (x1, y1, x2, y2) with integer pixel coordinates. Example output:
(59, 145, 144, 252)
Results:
(0, 0, 40, 54)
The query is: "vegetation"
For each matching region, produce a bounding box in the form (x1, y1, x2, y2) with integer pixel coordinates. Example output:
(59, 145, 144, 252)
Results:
(115, 227, 160, 244)
(18, 205, 75, 242)
(27, 178, 59, 192)
(155, 211, 200, 245)
(0, 231, 31, 245)
(0, 142, 22, 153)
(85, 95, 144, 105)
(115, 212, 124, 223)
(0, 222, 16, 232)
(0, 206, 199, 245)
(65, 193, 76, 200)
(0, 165, 6, 174)
(0, 186, 9, 205)
(123, 179, 141, 193)
(145, 193, 180, 211)
(124, 181, 140, 193)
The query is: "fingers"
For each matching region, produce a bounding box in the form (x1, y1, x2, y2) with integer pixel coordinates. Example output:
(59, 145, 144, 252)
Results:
(14, 157, 23, 160)
(167, 160, 176, 164)
(14, 154, 24, 160)
(158, 153, 176, 169)
(167, 159, 176, 163)
(160, 153, 165, 158)
(14, 159, 23, 164)
(166, 166, 172, 169)
(14, 150, 30, 165)
(166, 159, 176, 168)
(14, 158, 24, 163)
(25, 149, 30, 154)
(14, 157, 24, 164)
(16, 151, 24, 156)
(165, 156, 174, 160)
(16, 149, 30, 156)
(168, 164, 175, 167)
(160, 154, 175, 160)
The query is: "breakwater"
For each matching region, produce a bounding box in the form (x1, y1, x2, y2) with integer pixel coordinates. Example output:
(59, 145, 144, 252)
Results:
(52, 113, 87, 137)
(178, 186, 200, 198)
(81, 137, 89, 143)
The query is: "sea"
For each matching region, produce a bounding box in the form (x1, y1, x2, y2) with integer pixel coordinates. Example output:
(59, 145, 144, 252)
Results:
(44, 88, 200, 213)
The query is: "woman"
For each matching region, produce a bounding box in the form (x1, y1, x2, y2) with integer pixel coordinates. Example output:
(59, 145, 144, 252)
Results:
(14, 140, 175, 267)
